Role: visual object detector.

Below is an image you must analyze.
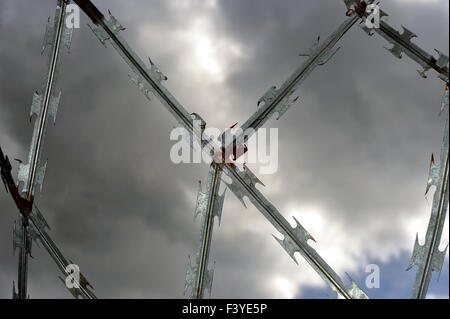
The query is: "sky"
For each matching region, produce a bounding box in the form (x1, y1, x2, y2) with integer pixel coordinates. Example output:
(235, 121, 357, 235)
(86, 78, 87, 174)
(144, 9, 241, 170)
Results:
(0, 0, 448, 299)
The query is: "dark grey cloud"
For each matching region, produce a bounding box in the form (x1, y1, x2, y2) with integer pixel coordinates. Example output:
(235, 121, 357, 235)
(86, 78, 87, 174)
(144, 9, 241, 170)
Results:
(0, 0, 448, 298)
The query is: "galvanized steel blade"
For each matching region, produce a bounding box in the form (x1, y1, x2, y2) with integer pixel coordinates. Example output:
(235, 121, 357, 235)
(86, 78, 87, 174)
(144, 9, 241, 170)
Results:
(185, 164, 225, 299)
(236, 13, 359, 144)
(13, 0, 73, 299)
(1, 146, 96, 299)
(27, 205, 97, 299)
(13, 215, 30, 299)
(372, 21, 449, 82)
(74, 0, 194, 134)
(220, 162, 369, 299)
(219, 13, 359, 160)
(407, 88, 449, 299)
(75, 0, 367, 298)
(18, 0, 73, 197)
(345, 0, 449, 82)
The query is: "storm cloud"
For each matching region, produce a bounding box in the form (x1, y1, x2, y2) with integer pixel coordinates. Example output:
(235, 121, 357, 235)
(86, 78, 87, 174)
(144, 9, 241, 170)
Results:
(0, 0, 448, 298)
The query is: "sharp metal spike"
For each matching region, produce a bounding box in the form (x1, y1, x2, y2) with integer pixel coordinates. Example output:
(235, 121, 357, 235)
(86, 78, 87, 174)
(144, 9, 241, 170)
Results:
(430, 245, 447, 274)
(241, 163, 265, 188)
(83, 5, 196, 132)
(185, 164, 224, 298)
(61, 22, 74, 53)
(385, 44, 403, 59)
(12, 281, 19, 299)
(345, 273, 369, 299)
(88, 24, 109, 47)
(273, 234, 299, 265)
(223, 163, 368, 299)
(203, 265, 215, 298)
(407, 232, 422, 271)
(148, 58, 168, 84)
(184, 256, 195, 295)
(17, 162, 30, 193)
(49, 91, 62, 124)
(292, 216, 316, 243)
(257, 86, 278, 107)
(440, 85, 449, 116)
(129, 74, 152, 101)
(194, 181, 207, 220)
(234, 13, 359, 150)
(360, 4, 449, 82)
(435, 50, 449, 69)
(107, 12, 126, 34)
(30, 92, 43, 119)
(13, 219, 23, 256)
(317, 47, 341, 66)
(213, 188, 226, 226)
(400, 26, 417, 42)
(274, 95, 300, 120)
(299, 36, 321, 58)
(223, 173, 247, 208)
(35, 161, 47, 194)
(42, 17, 55, 53)
(25, 204, 97, 299)
(425, 153, 439, 196)
(408, 95, 449, 299)
(87, 12, 125, 47)
(380, 10, 389, 19)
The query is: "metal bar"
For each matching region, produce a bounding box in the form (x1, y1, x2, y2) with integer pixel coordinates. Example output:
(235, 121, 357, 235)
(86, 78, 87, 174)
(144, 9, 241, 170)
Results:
(219, 162, 367, 299)
(238, 14, 358, 143)
(75, 0, 368, 298)
(407, 88, 449, 298)
(371, 19, 449, 82)
(185, 164, 224, 299)
(1, 146, 96, 299)
(344, 0, 449, 82)
(5, 0, 73, 298)
(28, 206, 97, 299)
